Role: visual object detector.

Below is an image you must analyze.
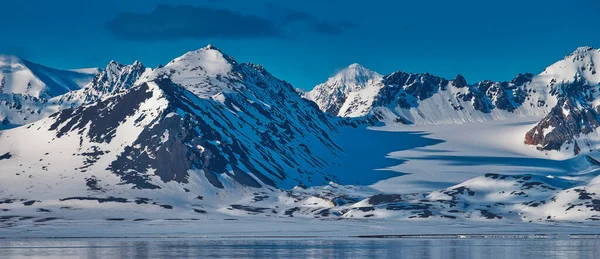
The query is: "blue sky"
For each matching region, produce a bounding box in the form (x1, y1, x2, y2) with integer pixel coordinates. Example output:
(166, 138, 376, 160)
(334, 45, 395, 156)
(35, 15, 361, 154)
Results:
(2, 0, 599, 90)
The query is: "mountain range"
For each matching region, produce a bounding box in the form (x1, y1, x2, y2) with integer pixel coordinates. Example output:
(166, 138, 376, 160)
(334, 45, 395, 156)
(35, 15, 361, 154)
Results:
(1, 45, 600, 229)
(306, 46, 600, 155)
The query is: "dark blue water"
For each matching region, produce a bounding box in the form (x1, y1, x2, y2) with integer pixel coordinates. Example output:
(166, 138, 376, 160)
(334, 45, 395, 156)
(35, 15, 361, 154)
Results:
(0, 238, 599, 258)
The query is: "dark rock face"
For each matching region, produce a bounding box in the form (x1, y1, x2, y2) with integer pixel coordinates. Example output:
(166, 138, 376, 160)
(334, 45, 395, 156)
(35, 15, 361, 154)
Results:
(453, 74, 468, 88)
(525, 97, 600, 153)
(367, 194, 404, 205)
(374, 72, 448, 109)
(461, 78, 529, 113)
(511, 73, 534, 86)
(0, 152, 11, 160)
(111, 78, 340, 189)
(376, 72, 448, 109)
(48, 83, 153, 143)
(374, 72, 532, 114)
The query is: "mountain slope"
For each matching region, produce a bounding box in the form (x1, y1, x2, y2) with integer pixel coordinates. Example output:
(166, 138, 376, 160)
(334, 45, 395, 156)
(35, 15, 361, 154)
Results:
(0, 55, 93, 98)
(0, 55, 96, 128)
(524, 47, 600, 155)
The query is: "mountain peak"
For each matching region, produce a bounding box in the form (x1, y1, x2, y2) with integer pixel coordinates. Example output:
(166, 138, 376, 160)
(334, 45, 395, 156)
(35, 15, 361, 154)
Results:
(564, 46, 599, 62)
(144, 46, 247, 98)
(131, 60, 144, 68)
(306, 63, 383, 116)
(0, 54, 24, 64)
(347, 63, 365, 69)
(328, 63, 382, 87)
(106, 60, 124, 69)
(452, 74, 468, 88)
(168, 45, 237, 70)
(540, 46, 600, 85)
(204, 44, 219, 51)
(569, 46, 596, 56)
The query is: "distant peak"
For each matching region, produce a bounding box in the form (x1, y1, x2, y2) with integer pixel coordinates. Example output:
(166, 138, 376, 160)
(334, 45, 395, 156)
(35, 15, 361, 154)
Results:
(107, 60, 122, 65)
(203, 44, 221, 52)
(567, 46, 598, 58)
(131, 60, 145, 68)
(319, 63, 382, 92)
(573, 46, 595, 53)
(347, 63, 365, 69)
(106, 60, 124, 70)
(452, 74, 467, 88)
(334, 63, 379, 77)
(0, 54, 26, 64)
(510, 73, 534, 85)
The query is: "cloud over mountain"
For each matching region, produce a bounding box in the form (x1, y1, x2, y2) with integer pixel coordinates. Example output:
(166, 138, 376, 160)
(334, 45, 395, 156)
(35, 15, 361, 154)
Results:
(105, 5, 284, 41)
(105, 4, 358, 41)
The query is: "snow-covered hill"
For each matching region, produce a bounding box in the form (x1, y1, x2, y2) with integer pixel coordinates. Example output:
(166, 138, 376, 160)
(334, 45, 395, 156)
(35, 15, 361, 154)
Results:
(0, 55, 96, 128)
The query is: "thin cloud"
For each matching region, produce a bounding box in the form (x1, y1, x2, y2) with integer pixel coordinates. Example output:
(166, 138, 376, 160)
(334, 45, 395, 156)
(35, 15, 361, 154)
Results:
(265, 3, 358, 35)
(105, 5, 284, 41)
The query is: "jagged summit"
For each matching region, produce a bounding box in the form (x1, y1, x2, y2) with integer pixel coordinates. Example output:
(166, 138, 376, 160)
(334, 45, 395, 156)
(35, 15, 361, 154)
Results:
(569, 46, 596, 56)
(53, 60, 149, 109)
(452, 74, 468, 88)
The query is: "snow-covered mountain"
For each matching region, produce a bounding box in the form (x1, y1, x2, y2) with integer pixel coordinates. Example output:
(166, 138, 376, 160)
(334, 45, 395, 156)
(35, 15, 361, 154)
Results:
(0, 46, 346, 218)
(525, 47, 600, 154)
(5, 45, 600, 229)
(309, 65, 551, 125)
(305, 63, 383, 117)
(0, 55, 96, 128)
(308, 47, 600, 156)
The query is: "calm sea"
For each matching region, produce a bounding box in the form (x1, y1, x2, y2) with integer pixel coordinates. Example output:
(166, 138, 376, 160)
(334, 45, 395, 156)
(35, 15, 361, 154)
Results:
(0, 238, 599, 258)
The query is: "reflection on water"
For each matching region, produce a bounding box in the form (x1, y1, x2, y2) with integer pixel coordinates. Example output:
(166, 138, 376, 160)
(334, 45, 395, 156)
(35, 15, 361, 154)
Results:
(0, 238, 599, 258)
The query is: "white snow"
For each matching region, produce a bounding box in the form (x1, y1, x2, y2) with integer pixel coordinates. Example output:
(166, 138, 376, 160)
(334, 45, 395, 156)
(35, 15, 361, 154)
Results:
(145, 45, 244, 98)
(543, 125, 555, 137)
(305, 63, 383, 117)
(160, 129, 169, 144)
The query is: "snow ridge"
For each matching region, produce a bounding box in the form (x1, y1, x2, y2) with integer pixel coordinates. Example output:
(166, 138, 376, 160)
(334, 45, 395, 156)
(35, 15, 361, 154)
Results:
(0, 55, 96, 129)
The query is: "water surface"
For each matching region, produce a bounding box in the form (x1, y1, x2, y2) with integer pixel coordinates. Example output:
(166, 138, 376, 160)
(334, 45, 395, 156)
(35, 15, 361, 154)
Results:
(1, 238, 599, 258)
